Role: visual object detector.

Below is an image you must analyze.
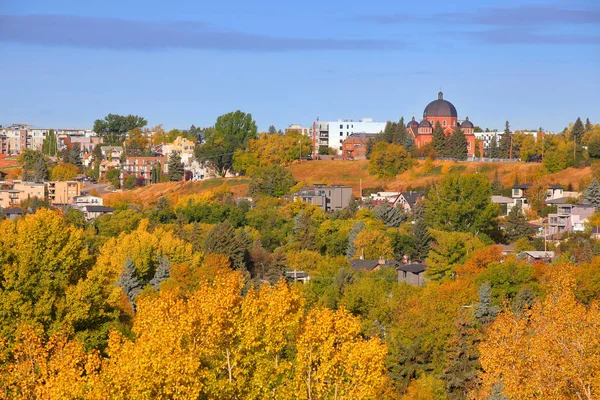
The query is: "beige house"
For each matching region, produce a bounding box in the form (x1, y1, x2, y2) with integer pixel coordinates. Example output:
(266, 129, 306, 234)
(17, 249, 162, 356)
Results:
(162, 136, 196, 164)
(0, 182, 46, 208)
(48, 181, 81, 205)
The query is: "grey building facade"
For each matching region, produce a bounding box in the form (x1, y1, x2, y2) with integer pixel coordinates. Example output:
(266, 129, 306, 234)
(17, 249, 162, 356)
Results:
(292, 185, 353, 212)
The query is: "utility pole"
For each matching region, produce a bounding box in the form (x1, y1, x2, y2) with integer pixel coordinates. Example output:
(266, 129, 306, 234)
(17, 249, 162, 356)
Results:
(298, 139, 302, 163)
(509, 135, 513, 160)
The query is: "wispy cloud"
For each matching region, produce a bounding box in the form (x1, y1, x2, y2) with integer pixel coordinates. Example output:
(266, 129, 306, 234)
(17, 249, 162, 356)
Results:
(0, 14, 405, 52)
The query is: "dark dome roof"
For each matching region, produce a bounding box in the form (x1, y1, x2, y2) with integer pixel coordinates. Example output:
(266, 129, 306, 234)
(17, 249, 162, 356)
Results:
(407, 116, 419, 127)
(419, 118, 431, 128)
(460, 116, 473, 128)
(423, 92, 458, 118)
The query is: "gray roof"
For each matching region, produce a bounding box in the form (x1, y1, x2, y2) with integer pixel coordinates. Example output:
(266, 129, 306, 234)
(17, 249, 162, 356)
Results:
(350, 259, 400, 271)
(419, 118, 431, 128)
(460, 117, 473, 128)
(423, 92, 458, 118)
(492, 195, 514, 204)
(396, 263, 427, 274)
(84, 205, 114, 213)
(407, 117, 419, 127)
(5, 207, 24, 215)
(400, 192, 423, 208)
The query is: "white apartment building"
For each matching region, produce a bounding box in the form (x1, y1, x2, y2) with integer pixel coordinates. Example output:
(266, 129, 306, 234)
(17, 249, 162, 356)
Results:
(315, 118, 386, 154)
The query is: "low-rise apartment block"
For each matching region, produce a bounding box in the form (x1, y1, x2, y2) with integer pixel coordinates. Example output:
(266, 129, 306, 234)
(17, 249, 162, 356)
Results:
(291, 184, 353, 212)
(548, 203, 595, 238)
(48, 181, 81, 205)
(0, 181, 46, 208)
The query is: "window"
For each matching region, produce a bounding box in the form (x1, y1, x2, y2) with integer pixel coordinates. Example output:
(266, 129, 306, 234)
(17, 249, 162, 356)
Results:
(442, 120, 446, 127)
(340, 124, 343, 129)
(403, 271, 407, 278)
(347, 125, 349, 129)
(340, 132, 343, 136)
(339, 139, 343, 143)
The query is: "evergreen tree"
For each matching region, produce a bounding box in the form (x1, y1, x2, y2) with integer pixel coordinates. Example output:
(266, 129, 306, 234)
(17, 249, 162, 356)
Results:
(397, 117, 407, 145)
(491, 170, 502, 195)
(504, 204, 534, 242)
(488, 135, 499, 159)
(346, 221, 365, 259)
(149, 256, 171, 290)
(583, 178, 600, 210)
(432, 121, 446, 157)
(443, 313, 481, 399)
(32, 157, 48, 183)
(204, 220, 250, 270)
(70, 144, 82, 168)
(167, 152, 184, 181)
(450, 125, 468, 160)
(412, 200, 431, 262)
(585, 118, 593, 132)
(117, 258, 143, 311)
(42, 129, 57, 156)
(374, 203, 406, 228)
(571, 117, 585, 144)
(268, 125, 277, 135)
(474, 282, 499, 325)
(498, 121, 511, 159)
(292, 211, 318, 251)
(488, 382, 509, 400)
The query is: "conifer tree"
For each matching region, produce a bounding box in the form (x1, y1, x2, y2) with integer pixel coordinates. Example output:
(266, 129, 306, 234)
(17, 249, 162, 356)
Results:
(498, 121, 511, 159)
(412, 200, 431, 262)
(167, 152, 184, 181)
(149, 256, 171, 290)
(571, 117, 585, 144)
(32, 157, 48, 183)
(491, 170, 502, 195)
(443, 313, 481, 399)
(504, 204, 534, 242)
(397, 117, 408, 147)
(268, 125, 277, 135)
(488, 135, 499, 159)
(204, 220, 249, 270)
(432, 121, 446, 157)
(346, 221, 365, 259)
(69, 144, 82, 168)
(450, 125, 468, 160)
(374, 203, 406, 228)
(583, 178, 600, 210)
(118, 258, 142, 311)
(474, 282, 499, 325)
(585, 118, 593, 132)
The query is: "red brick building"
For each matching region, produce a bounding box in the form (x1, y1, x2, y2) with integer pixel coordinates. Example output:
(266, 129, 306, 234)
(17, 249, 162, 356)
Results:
(407, 92, 476, 156)
(341, 133, 377, 159)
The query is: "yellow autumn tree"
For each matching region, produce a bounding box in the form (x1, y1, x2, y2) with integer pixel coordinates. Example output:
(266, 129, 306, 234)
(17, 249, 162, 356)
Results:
(353, 228, 394, 260)
(479, 265, 600, 399)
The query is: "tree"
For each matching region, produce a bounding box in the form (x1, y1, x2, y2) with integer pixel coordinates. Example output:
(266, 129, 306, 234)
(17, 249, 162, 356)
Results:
(50, 163, 79, 181)
(585, 118, 593, 132)
(204, 220, 250, 270)
(488, 135, 499, 158)
(443, 313, 481, 399)
(426, 230, 485, 281)
(69, 143, 82, 169)
(374, 203, 406, 228)
(449, 125, 467, 160)
(124, 127, 150, 156)
(42, 129, 57, 156)
(268, 125, 277, 135)
(498, 121, 512, 159)
(479, 266, 600, 399)
(491, 170, 502, 195)
(504, 204, 534, 242)
(432, 121, 446, 157)
(474, 282, 499, 325)
(346, 221, 365, 259)
(117, 258, 143, 311)
(248, 165, 296, 197)
(571, 117, 585, 144)
(18, 149, 45, 181)
(425, 173, 498, 236)
(412, 200, 431, 262)
(353, 229, 394, 260)
(33, 156, 48, 183)
(167, 152, 184, 181)
(149, 256, 171, 290)
(584, 178, 600, 210)
(196, 111, 258, 176)
(368, 141, 411, 179)
(526, 181, 548, 216)
(93, 114, 148, 145)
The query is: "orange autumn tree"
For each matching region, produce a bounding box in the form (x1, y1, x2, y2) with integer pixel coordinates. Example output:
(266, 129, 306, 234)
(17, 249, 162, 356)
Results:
(479, 265, 600, 399)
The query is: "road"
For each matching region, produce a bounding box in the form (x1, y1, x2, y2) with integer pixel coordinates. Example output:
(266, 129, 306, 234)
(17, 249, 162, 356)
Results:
(81, 182, 113, 195)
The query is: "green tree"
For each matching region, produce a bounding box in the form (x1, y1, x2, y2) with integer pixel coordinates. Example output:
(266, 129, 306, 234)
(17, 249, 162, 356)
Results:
(117, 258, 142, 312)
(69, 143, 82, 169)
(474, 282, 499, 325)
(268, 125, 277, 135)
(426, 230, 484, 280)
(571, 117, 585, 144)
(504, 204, 534, 242)
(32, 157, 48, 183)
(42, 129, 57, 156)
(346, 221, 365, 259)
(443, 313, 481, 399)
(195, 110, 258, 176)
(203, 220, 250, 270)
(167, 152, 184, 181)
(488, 135, 499, 158)
(105, 168, 121, 189)
(123, 174, 138, 190)
(248, 165, 296, 197)
(93, 114, 148, 145)
(498, 121, 512, 158)
(368, 141, 411, 179)
(491, 170, 502, 195)
(18, 150, 45, 181)
(412, 200, 431, 262)
(425, 173, 498, 236)
(432, 121, 446, 157)
(585, 118, 593, 132)
(449, 125, 467, 160)
(583, 178, 600, 210)
(374, 203, 406, 228)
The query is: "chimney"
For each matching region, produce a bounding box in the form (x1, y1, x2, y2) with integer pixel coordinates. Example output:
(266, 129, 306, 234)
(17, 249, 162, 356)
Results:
(378, 256, 385, 265)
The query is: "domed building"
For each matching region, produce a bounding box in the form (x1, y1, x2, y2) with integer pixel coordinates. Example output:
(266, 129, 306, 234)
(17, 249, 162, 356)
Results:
(408, 92, 476, 156)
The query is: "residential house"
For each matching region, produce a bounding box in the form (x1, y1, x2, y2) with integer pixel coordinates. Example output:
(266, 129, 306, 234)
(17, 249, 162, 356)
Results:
(591, 227, 600, 240)
(396, 263, 428, 286)
(393, 192, 423, 212)
(547, 203, 595, 238)
(80, 205, 114, 220)
(284, 270, 311, 283)
(72, 195, 103, 207)
(341, 133, 377, 159)
(350, 259, 401, 272)
(99, 159, 121, 180)
(162, 136, 196, 164)
(4, 207, 25, 220)
(291, 185, 353, 212)
(492, 195, 514, 215)
(509, 183, 564, 213)
(120, 156, 166, 186)
(519, 251, 555, 263)
(48, 181, 81, 205)
(100, 146, 124, 160)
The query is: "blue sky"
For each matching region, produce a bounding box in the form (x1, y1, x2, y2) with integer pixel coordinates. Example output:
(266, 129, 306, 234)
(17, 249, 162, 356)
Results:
(0, 0, 598, 132)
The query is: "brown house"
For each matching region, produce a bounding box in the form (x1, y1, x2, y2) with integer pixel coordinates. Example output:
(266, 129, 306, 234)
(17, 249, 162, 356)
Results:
(396, 263, 428, 286)
(341, 133, 377, 159)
